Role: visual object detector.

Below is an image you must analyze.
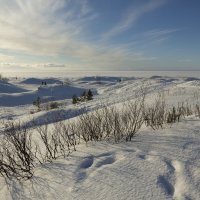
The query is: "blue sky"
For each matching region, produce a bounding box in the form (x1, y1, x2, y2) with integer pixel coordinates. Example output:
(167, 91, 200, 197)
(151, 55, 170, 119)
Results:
(0, 0, 199, 72)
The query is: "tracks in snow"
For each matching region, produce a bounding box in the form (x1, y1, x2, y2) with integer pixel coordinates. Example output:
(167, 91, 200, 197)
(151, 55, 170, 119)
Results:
(67, 122, 200, 199)
(137, 149, 195, 200)
(75, 152, 125, 184)
(73, 136, 199, 199)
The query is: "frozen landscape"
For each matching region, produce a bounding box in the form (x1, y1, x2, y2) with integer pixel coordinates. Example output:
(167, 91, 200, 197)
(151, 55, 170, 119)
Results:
(0, 0, 199, 199)
(0, 74, 199, 200)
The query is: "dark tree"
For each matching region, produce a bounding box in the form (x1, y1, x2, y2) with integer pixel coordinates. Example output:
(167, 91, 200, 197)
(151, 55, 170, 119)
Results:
(33, 97, 41, 110)
(81, 90, 87, 99)
(72, 95, 78, 104)
(87, 89, 93, 100)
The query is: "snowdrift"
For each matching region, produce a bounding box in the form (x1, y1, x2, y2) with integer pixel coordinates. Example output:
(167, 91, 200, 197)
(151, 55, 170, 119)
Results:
(0, 81, 28, 93)
(21, 78, 63, 85)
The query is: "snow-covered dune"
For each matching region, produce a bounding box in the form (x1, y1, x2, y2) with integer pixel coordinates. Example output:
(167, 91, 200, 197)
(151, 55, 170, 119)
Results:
(0, 85, 88, 107)
(0, 80, 28, 93)
(0, 116, 199, 200)
(0, 75, 200, 200)
(179, 80, 200, 87)
(20, 77, 63, 85)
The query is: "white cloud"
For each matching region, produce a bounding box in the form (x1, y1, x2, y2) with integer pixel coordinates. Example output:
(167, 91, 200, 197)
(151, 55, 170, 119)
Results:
(102, 0, 166, 40)
(32, 63, 66, 68)
(145, 29, 178, 38)
(0, 0, 166, 69)
(144, 28, 178, 45)
(178, 59, 192, 63)
(0, 54, 15, 62)
(0, 0, 94, 56)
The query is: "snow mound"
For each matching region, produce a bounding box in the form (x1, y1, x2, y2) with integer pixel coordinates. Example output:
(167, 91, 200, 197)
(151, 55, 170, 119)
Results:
(0, 81, 28, 93)
(0, 85, 92, 107)
(37, 85, 89, 99)
(21, 78, 63, 85)
(184, 77, 200, 82)
(77, 76, 121, 82)
(150, 76, 178, 83)
(76, 76, 133, 85)
(0, 75, 200, 199)
(179, 80, 200, 87)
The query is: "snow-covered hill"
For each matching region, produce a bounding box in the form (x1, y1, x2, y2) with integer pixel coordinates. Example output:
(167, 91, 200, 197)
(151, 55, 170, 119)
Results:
(0, 75, 199, 200)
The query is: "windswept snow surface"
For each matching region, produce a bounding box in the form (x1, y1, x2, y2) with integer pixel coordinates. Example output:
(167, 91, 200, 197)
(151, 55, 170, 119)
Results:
(0, 75, 200, 200)
(0, 118, 199, 200)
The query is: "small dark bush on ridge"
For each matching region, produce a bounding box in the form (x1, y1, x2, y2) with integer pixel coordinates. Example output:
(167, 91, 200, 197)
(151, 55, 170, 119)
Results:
(72, 89, 93, 104)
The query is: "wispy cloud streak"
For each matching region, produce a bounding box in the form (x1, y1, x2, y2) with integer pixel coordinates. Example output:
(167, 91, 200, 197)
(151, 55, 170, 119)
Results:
(0, 0, 93, 56)
(0, 0, 173, 69)
(102, 0, 166, 40)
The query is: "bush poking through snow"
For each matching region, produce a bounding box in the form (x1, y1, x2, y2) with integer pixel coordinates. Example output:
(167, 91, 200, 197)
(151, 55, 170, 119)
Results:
(76, 96, 145, 142)
(72, 95, 78, 104)
(167, 107, 181, 124)
(144, 94, 167, 130)
(0, 92, 198, 181)
(36, 124, 64, 162)
(72, 89, 93, 104)
(87, 89, 93, 100)
(49, 101, 59, 109)
(33, 97, 41, 111)
(122, 98, 145, 141)
(195, 104, 200, 118)
(35, 122, 78, 163)
(0, 122, 34, 180)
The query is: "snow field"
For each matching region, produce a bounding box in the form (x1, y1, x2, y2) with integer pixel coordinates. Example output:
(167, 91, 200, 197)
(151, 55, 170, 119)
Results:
(0, 75, 199, 199)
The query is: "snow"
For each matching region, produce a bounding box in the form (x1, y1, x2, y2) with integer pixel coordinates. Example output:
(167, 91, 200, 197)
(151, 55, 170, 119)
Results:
(0, 81, 28, 93)
(0, 84, 87, 107)
(0, 74, 200, 200)
(20, 78, 63, 85)
(0, 118, 199, 200)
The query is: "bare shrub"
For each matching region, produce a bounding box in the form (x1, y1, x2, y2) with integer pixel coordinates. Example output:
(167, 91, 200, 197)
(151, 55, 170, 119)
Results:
(100, 106, 115, 140)
(122, 98, 145, 141)
(53, 121, 77, 157)
(76, 106, 124, 143)
(177, 101, 193, 118)
(144, 93, 167, 130)
(104, 106, 123, 142)
(177, 102, 187, 118)
(35, 121, 79, 162)
(186, 102, 193, 116)
(166, 106, 181, 124)
(76, 111, 101, 143)
(36, 124, 60, 162)
(76, 97, 145, 143)
(0, 121, 34, 180)
(194, 104, 200, 118)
